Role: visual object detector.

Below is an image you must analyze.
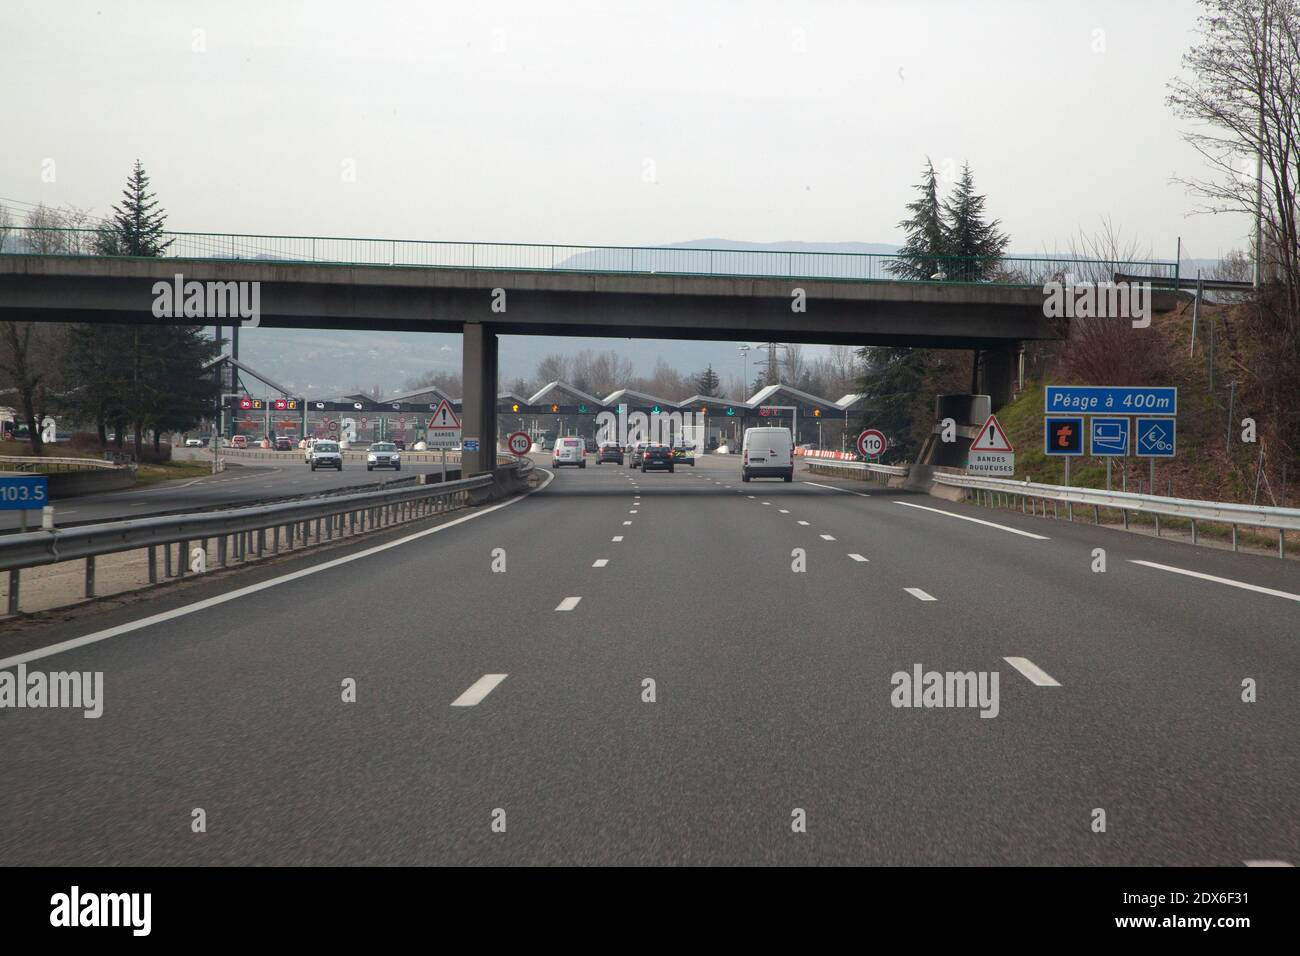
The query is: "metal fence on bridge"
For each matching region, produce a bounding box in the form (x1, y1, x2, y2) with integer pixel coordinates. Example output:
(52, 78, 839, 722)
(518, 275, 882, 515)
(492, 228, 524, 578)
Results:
(0, 227, 1180, 288)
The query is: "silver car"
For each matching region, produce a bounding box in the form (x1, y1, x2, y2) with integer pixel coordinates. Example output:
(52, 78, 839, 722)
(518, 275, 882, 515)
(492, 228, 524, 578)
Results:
(308, 440, 343, 471)
(367, 442, 401, 471)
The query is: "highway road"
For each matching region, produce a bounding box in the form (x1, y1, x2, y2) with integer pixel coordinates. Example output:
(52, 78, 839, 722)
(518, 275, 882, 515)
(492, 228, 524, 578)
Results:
(0, 453, 1295, 865)
(0, 452, 456, 532)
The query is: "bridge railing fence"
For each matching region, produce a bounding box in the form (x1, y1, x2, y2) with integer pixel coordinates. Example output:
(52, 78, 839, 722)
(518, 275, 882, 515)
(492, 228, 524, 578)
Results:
(0, 227, 1179, 287)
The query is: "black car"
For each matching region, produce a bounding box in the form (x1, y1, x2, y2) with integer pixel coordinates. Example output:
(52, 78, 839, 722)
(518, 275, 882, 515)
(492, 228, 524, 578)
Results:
(641, 443, 674, 473)
(597, 441, 624, 464)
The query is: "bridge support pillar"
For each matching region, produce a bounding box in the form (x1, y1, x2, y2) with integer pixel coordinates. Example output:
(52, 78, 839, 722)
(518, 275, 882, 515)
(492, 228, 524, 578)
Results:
(461, 322, 498, 476)
(983, 344, 1018, 411)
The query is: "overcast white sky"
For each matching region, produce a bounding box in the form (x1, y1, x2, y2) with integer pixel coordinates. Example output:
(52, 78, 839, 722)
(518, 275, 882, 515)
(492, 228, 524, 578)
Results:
(1, 0, 1254, 263)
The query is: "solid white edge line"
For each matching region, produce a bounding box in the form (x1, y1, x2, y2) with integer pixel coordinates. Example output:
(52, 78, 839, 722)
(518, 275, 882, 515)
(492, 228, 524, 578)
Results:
(1244, 860, 1294, 867)
(450, 673, 508, 707)
(802, 480, 869, 497)
(1129, 559, 1300, 603)
(0, 467, 557, 671)
(1003, 656, 1061, 686)
(904, 587, 936, 601)
(893, 500, 1050, 540)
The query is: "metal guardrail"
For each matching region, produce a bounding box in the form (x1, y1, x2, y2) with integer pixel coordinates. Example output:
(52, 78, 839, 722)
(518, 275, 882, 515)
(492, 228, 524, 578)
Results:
(0, 457, 533, 615)
(803, 458, 910, 477)
(933, 472, 1298, 557)
(0, 455, 123, 473)
(0, 226, 1181, 288)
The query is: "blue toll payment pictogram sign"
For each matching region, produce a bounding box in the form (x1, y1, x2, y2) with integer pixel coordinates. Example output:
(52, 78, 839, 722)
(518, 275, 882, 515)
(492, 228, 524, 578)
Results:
(1135, 418, 1176, 457)
(1044, 416, 1084, 456)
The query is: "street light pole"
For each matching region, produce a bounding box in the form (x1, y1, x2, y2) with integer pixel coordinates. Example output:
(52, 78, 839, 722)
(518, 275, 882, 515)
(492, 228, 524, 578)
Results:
(1255, 0, 1268, 288)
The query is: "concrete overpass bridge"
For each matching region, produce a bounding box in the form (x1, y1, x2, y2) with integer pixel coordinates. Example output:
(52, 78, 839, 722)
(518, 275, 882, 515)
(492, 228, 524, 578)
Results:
(0, 228, 1181, 474)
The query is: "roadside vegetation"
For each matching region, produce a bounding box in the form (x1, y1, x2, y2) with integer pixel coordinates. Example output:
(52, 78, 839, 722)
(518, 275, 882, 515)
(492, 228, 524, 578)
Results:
(850, 0, 1298, 510)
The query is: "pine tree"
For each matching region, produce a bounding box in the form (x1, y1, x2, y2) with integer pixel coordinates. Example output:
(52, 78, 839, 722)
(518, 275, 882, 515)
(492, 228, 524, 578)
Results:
(887, 159, 948, 280)
(942, 162, 1009, 281)
(96, 160, 173, 256)
(148, 326, 221, 448)
(855, 346, 929, 461)
(695, 364, 721, 396)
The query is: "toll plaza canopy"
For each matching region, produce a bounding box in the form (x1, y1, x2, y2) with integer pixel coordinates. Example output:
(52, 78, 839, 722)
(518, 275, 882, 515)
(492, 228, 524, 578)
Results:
(229, 380, 871, 445)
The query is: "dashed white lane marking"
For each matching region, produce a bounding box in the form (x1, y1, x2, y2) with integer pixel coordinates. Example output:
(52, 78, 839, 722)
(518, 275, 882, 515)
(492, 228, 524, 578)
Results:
(611, 535, 624, 542)
(820, 534, 836, 541)
(779, 509, 790, 514)
(592, 559, 609, 568)
(1244, 860, 1294, 867)
(797, 520, 810, 526)
(904, 588, 936, 602)
(893, 501, 1050, 540)
(848, 553, 869, 562)
(747, 495, 756, 499)
(1003, 657, 1060, 686)
(555, 596, 582, 612)
(1129, 560, 1300, 603)
(451, 674, 508, 707)
(762, 501, 771, 506)
(0, 467, 559, 672)
(623, 520, 632, 525)
(629, 509, 638, 514)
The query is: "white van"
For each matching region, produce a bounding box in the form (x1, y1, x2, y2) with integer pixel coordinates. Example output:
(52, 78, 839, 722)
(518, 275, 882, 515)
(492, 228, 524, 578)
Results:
(741, 426, 793, 482)
(552, 436, 587, 468)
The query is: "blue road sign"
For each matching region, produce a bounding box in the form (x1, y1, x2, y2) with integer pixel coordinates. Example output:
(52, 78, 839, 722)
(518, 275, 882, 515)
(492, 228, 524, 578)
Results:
(1045, 386, 1177, 416)
(1089, 417, 1130, 456)
(0, 474, 49, 510)
(1044, 417, 1084, 456)
(1135, 418, 1176, 457)
(463, 439, 480, 452)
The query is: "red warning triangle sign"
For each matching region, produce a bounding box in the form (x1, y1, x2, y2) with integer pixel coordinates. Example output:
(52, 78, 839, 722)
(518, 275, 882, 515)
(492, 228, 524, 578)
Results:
(969, 414, 1013, 452)
(429, 398, 461, 429)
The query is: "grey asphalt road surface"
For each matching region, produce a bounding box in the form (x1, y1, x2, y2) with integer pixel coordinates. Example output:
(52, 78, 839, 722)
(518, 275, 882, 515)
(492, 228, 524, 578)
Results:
(0, 452, 453, 532)
(0, 453, 1295, 865)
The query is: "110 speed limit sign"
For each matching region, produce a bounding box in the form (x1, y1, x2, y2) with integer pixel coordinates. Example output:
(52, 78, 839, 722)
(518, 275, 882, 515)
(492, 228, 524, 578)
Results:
(857, 429, 887, 459)
(507, 431, 532, 456)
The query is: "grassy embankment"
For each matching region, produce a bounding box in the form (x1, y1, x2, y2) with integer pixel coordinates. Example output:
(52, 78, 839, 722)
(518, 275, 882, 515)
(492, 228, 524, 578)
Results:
(990, 300, 1295, 551)
(0, 440, 210, 485)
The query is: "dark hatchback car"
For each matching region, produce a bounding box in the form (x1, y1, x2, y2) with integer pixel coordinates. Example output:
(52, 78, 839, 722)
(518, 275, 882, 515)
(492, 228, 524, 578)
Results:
(597, 441, 624, 464)
(274, 436, 293, 451)
(640, 443, 674, 473)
